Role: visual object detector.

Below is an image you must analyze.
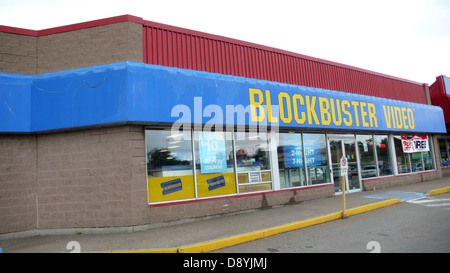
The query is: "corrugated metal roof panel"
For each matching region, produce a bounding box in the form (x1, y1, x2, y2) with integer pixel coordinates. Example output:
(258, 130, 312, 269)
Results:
(142, 22, 426, 104)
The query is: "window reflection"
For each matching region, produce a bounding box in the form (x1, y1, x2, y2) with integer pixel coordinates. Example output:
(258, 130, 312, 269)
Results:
(277, 132, 306, 188)
(374, 135, 392, 176)
(394, 135, 411, 173)
(234, 132, 272, 193)
(303, 133, 330, 185)
(146, 130, 193, 177)
(146, 130, 195, 203)
(357, 135, 377, 178)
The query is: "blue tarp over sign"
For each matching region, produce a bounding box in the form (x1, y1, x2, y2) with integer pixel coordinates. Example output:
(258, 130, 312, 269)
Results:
(0, 61, 446, 133)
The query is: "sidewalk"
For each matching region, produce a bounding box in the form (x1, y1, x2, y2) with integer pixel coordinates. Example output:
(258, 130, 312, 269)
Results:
(1, 177, 449, 253)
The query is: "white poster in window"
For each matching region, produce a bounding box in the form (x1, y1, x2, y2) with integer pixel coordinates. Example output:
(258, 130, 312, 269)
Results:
(401, 135, 429, 153)
(199, 132, 228, 173)
(249, 172, 260, 183)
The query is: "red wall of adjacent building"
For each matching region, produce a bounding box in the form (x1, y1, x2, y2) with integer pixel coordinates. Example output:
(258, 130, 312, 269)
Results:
(430, 75, 450, 124)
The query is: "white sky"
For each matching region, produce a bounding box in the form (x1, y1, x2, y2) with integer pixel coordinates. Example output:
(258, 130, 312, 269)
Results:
(0, 0, 449, 85)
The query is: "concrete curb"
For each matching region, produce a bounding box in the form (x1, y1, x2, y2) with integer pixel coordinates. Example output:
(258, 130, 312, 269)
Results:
(427, 186, 450, 196)
(107, 198, 402, 253)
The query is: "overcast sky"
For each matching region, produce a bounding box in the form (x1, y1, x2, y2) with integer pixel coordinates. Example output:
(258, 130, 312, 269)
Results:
(0, 0, 449, 85)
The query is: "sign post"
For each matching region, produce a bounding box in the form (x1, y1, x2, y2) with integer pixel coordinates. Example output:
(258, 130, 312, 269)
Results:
(340, 156, 348, 219)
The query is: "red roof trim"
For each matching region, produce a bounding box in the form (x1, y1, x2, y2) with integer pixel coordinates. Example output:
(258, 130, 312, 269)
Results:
(38, 14, 144, 36)
(0, 25, 38, 36)
(0, 14, 143, 37)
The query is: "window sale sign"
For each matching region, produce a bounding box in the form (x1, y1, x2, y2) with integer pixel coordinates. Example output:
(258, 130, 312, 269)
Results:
(199, 132, 228, 174)
(401, 135, 429, 153)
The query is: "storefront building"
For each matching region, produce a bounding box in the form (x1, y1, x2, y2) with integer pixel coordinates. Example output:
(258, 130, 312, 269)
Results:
(0, 15, 446, 235)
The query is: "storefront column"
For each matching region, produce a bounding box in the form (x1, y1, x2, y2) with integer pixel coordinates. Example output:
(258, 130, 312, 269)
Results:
(301, 132, 309, 184)
(388, 134, 398, 175)
(269, 130, 281, 191)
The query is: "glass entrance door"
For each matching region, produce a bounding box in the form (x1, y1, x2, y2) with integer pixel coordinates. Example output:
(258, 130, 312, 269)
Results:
(329, 135, 361, 193)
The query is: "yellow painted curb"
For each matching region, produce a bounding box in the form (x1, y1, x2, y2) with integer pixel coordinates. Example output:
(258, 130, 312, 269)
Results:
(178, 199, 402, 253)
(105, 199, 402, 253)
(428, 187, 450, 196)
(345, 199, 402, 217)
(178, 212, 343, 253)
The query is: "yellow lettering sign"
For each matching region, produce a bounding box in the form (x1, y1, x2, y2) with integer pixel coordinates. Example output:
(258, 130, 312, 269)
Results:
(330, 98, 342, 126)
(368, 103, 377, 128)
(351, 101, 360, 127)
(407, 108, 415, 129)
(342, 100, 352, 126)
(306, 95, 320, 125)
(360, 102, 369, 127)
(278, 92, 291, 123)
(266, 90, 278, 123)
(292, 94, 306, 124)
(248, 88, 414, 131)
(382, 105, 392, 129)
(249, 88, 265, 122)
(319, 97, 331, 126)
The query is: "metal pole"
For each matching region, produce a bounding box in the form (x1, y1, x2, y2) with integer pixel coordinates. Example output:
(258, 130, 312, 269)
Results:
(340, 155, 347, 219)
(342, 175, 346, 218)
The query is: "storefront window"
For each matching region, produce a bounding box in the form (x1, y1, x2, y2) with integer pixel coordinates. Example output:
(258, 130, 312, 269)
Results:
(438, 139, 449, 167)
(413, 135, 435, 172)
(303, 133, 330, 185)
(393, 135, 436, 174)
(393, 135, 410, 174)
(411, 152, 423, 172)
(374, 135, 393, 176)
(146, 130, 195, 203)
(277, 132, 306, 189)
(422, 135, 436, 171)
(423, 152, 435, 171)
(146, 129, 438, 204)
(193, 131, 237, 198)
(357, 135, 377, 178)
(235, 132, 272, 193)
(425, 136, 435, 170)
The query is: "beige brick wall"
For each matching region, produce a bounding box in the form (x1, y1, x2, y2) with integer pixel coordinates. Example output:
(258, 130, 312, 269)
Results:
(1, 21, 143, 75)
(36, 125, 147, 229)
(37, 21, 143, 74)
(0, 135, 37, 234)
(0, 125, 148, 234)
(0, 32, 37, 74)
